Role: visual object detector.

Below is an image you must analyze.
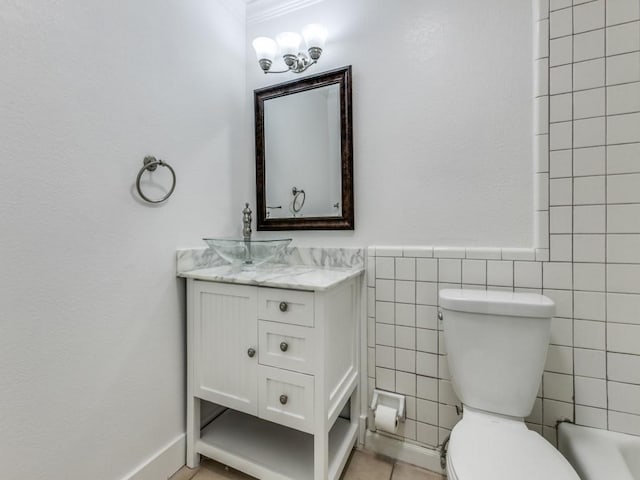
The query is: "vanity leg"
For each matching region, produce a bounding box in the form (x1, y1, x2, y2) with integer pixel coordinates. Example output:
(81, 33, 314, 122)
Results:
(186, 396, 200, 468)
(313, 430, 329, 480)
(350, 386, 363, 446)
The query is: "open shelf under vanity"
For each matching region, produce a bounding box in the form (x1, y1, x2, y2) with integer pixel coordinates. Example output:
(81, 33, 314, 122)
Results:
(197, 409, 358, 480)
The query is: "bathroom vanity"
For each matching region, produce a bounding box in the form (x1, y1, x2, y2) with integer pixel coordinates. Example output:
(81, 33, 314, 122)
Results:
(179, 261, 363, 480)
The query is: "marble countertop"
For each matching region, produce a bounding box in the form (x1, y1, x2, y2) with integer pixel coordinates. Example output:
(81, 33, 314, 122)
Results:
(178, 264, 364, 291)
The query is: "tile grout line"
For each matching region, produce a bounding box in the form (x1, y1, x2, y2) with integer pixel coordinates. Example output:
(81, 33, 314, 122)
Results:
(570, 0, 577, 428)
(435, 259, 440, 444)
(551, 46, 640, 67)
(551, 139, 640, 151)
(550, 110, 640, 123)
(414, 256, 418, 416)
(603, 0, 609, 430)
(544, 0, 552, 435)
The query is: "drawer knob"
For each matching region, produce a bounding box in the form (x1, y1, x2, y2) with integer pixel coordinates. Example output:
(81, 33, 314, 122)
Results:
(279, 301, 289, 312)
(279, 394, 288, 405)
(279, 341, 289, 352)
(247, 347, 256, 358)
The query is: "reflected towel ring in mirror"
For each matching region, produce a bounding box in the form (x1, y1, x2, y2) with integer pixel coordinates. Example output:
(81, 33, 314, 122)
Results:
(136, 156, 176, 204)
(291, 186, 306, 213)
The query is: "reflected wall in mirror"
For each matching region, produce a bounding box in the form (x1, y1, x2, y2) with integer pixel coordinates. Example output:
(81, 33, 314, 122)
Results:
(255, 66, 353, 230)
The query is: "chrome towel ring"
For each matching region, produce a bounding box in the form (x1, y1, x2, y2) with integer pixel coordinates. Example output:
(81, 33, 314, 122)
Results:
(136, 156, 176, 204)
(291, 186, 306, 213)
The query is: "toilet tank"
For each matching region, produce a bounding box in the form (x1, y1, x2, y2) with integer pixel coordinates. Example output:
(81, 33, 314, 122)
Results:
(439, 289, 555, 418)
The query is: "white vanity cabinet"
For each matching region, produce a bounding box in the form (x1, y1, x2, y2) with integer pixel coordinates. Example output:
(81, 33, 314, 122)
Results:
(185, 274, 361, 480)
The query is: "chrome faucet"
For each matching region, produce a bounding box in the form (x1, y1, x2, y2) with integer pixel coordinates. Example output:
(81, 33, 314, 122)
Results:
(242, 203, 252, 242)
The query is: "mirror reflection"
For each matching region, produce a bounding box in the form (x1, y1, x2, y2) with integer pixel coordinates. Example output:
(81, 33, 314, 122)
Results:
(264, 83, 341, 219)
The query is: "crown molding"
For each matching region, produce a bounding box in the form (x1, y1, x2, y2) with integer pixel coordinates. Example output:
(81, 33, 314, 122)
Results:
(247, 0, 326, 25)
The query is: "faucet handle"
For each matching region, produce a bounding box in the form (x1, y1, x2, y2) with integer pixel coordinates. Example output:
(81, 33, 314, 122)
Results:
(242, 203, 252, 239)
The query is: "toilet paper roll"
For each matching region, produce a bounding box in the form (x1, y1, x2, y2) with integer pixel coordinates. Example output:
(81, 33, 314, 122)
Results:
(374, 405, 399, 433)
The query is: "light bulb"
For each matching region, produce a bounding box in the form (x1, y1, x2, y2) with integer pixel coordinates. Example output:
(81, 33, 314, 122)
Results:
(302, 24, 327, 50)
(252, 37, 277, 61)
(275, 32, 302, 56)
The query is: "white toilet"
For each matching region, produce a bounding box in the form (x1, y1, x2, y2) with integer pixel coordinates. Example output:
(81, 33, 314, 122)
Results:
(439, 289, 580, 480)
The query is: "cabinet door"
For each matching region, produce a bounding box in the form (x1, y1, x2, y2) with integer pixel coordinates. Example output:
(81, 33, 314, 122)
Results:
(190, 281, 258, 416)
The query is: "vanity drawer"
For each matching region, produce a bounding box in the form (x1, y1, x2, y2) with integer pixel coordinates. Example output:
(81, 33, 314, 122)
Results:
(258, 321, 316, 375)
(258, 287, 314, 327)
(258, 365, 314, 434)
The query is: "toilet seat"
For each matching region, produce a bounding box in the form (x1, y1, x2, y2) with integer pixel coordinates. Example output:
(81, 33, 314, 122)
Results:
(447, 410, 580, 480)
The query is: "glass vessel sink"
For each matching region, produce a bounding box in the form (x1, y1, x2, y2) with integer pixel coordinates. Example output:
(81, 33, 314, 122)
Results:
(203, 238, 292, 267)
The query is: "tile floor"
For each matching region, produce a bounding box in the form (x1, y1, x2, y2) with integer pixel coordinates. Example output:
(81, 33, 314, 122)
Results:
(170, 449, 445, 480)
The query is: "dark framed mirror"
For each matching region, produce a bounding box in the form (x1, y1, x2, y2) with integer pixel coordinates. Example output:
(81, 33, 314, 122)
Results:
(254, 66, 353, 230)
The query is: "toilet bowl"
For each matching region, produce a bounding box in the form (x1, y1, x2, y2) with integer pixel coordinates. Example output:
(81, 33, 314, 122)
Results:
(439, 289, 580, 480)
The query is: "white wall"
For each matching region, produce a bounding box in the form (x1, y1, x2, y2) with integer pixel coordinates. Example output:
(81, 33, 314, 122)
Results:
(243, 0, 534, 247)
(0, 1, 245, 478)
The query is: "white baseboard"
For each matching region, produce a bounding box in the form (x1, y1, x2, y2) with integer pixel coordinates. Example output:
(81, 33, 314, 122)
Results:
(364, 430, 445, 474)
(124, 434, 186, 480)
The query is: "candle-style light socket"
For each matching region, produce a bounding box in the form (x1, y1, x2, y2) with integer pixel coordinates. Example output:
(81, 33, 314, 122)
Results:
(308, 47, 322, 61)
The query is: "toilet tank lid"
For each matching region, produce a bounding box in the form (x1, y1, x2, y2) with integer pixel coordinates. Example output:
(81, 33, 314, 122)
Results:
(439, 289, 555, 318)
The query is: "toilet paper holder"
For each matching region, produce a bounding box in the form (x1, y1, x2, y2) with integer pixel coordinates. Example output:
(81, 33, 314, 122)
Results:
(370, 389, 406, 422)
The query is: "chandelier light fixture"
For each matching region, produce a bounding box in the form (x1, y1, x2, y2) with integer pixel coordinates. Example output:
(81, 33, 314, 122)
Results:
(252, 24, 328, 74)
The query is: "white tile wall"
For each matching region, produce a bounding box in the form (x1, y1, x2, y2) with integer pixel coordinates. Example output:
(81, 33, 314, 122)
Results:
(608, 382, 640, 416)
(574, 291, 606, 321)
(574, 0, 604, 33)
(550, 7, 573, 38)
(606, 52, 640, 85)
(367, 0, 640, 450)
(574, 88, 605, 119)
(575, 348, 606, 378)
(543, 399, 573, 425)
(574, 262, 606, 291)
(550, 93, 572, 122)
(551, 36, 573, 67)
(608, 112, 640, 144)
(575, 376, 607, 408)
(574, 117, 606, 147)
(462, 259, 487, 285)
(607, 204, 640, 233)
(550, 150, 573, 178)
(574, 146, 606, 176)
(574, 29, 605, 62)
(533, 0, 640, 437)
(369, 246, 528, 447)
(575, 319, 606, 349)
(608, 82, 640, 115)
(608, 352, 640, 384)
(609, 411, 640, 436)
(550, 0, 571, 13)
(574, 205, 606, 233)
(607, 293, 640, 324)
(608, 323, 640, 354)
(606, 21, 640, 56)
(574, 58, 605, 90)
(575, 405, 607, 429)
(607, 0, 640, 26)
